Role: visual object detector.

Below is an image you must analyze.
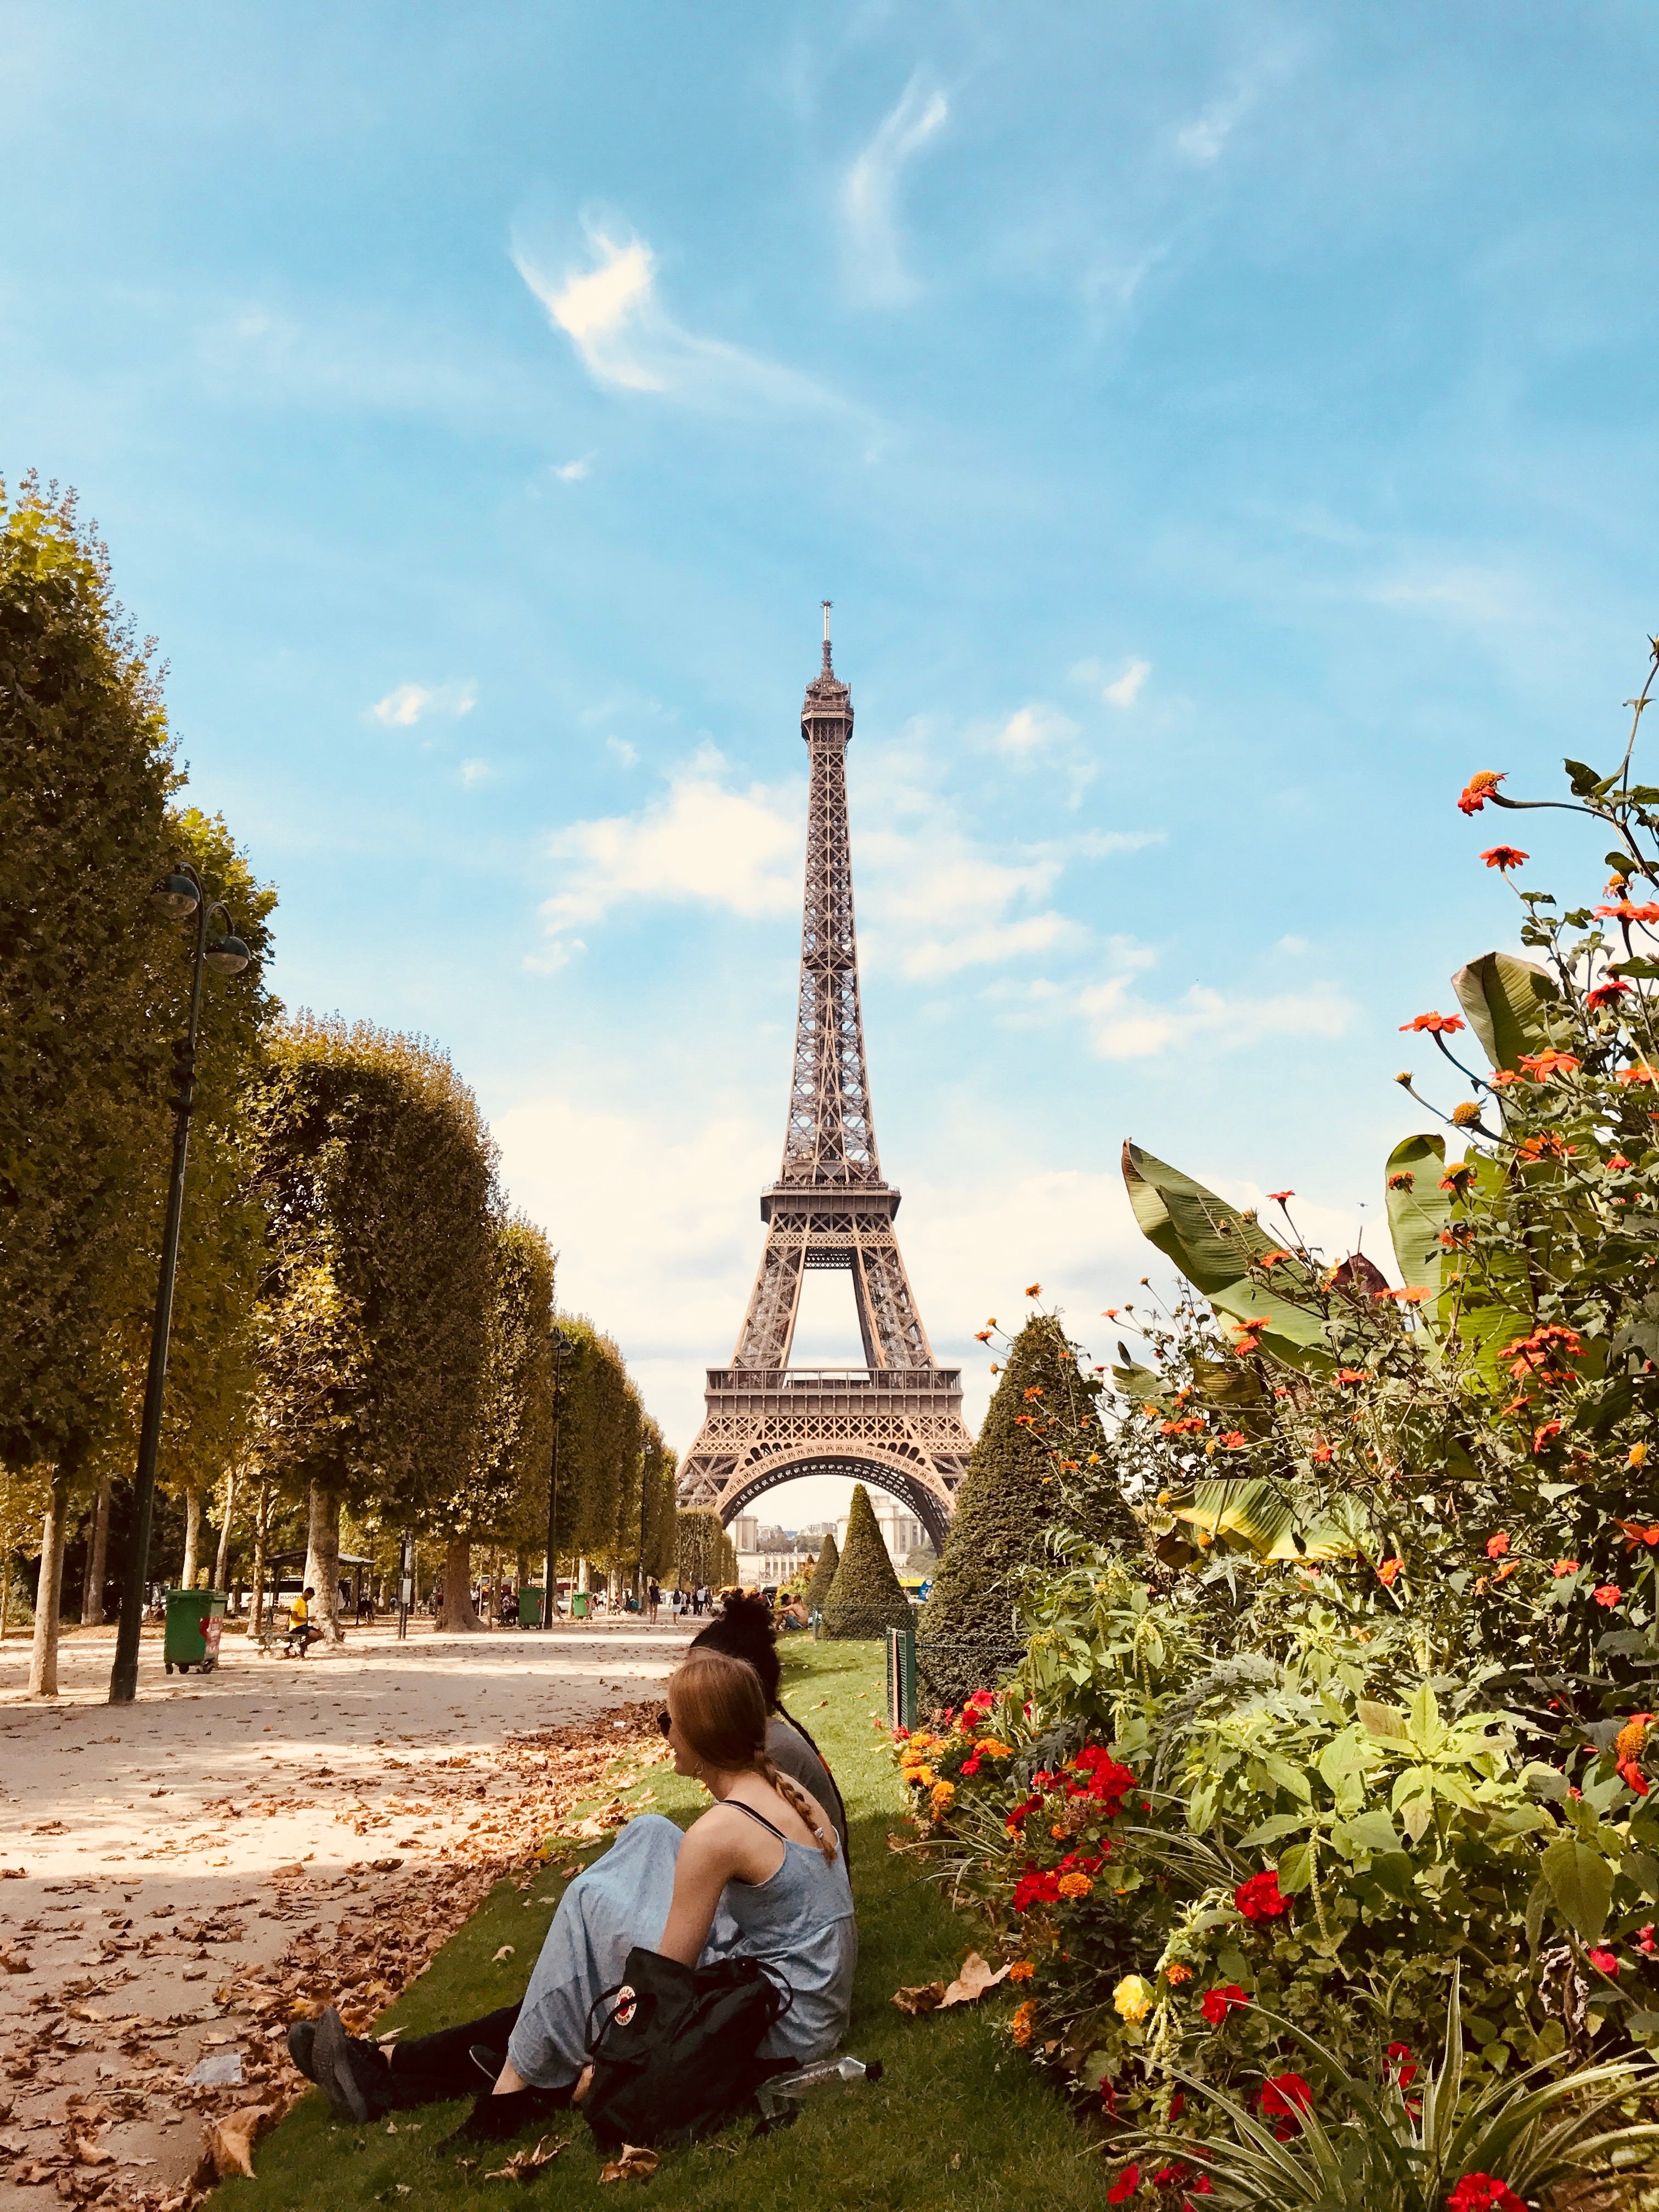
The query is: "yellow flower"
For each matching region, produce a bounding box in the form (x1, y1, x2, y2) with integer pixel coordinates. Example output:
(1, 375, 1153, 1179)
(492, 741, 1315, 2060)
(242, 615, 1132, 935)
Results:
(1617, 1717, 1650, 1760)
(1011, 2000, 1036, 2047)
(1008, 1960, 1035, 1983)
(1049, 1822, 1069, 1841)
(1113, 1974, 1154, 2024)
(977, 1739, 1015, 1758)
(1632, 1442, 1649, 1470)
(910, 1731, 935, 1752)
(1451, 1102, 1482, 1127)
(913, 1765, 935, 1789)
(929, 1781, 956, 1816)
(1057, 1871, 1094, 1900)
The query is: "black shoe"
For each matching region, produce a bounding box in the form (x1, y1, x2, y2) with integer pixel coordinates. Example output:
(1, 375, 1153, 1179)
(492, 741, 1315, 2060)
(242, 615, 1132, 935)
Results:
(312, 2006, 391, 2124)
(443, 2081, 573, 2146)
(286, 2019, 318, 2083)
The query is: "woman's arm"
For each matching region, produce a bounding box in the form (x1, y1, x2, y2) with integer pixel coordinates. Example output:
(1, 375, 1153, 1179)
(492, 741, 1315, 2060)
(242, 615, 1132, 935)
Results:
(654, 1821, 735, 1966)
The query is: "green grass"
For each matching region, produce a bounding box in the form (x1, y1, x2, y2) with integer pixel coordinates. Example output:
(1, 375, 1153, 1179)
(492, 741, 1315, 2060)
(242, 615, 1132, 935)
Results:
(221, 1641, 1104, 2212)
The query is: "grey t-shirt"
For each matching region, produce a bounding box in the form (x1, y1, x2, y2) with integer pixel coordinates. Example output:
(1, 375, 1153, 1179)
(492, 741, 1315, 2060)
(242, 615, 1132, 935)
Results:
(767, 1712, 850, 1867)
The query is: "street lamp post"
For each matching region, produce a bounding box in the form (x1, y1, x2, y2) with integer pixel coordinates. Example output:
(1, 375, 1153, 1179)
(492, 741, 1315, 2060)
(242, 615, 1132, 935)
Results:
(108, 864, 252, 1707)
(541, 1327, 571, 1627)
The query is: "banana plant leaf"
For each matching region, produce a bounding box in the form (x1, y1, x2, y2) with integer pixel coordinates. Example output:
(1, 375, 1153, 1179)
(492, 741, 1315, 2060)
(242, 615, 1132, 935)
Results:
(1451, 950, 1561, 1071)
(1384, 1133, 1453, 1326)
(1122, 1141, 1333, 1372)
(1175, 1477, 1356, 1561)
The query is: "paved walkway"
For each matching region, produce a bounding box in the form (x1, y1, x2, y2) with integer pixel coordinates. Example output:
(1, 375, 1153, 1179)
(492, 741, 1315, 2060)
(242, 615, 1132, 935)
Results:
(0, 1617, 691, 2209)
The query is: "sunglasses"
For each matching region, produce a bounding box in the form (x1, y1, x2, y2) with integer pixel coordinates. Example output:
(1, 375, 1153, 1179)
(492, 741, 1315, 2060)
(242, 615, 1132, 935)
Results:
(656, 1710, 672, 1739)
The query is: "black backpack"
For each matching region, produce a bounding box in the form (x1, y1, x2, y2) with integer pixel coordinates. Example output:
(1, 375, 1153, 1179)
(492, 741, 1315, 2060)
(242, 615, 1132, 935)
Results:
(581, 1945, 793, 2150)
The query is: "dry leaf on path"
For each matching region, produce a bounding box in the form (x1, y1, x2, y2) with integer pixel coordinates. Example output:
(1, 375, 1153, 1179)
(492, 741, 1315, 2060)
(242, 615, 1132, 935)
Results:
(891, 1981, 946, 2016)
(599, 2144, 660, 2183)
(484, 2134, 566, 2181)
(204, 2103, 272, 2180)
(491, 1945, 515, 1963)
(941, 1953, 1011, 2008)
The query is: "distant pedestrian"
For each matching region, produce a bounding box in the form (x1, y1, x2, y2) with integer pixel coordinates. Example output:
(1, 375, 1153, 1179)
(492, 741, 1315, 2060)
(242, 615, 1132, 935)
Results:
(284, 1587, 321, 1658)
(647, 1580, 661, 1624)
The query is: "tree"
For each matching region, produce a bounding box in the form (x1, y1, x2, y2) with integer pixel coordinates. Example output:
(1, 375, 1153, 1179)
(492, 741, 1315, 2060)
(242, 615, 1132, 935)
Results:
(248, 1017, 495, 1639)
(805, 1530, 840, 1613)
(820, 1483, 913, 1640)
(919, 1314, 1125, 1707)
(556, 1318, 641, 1589)
(676, 1508, 729, 1591)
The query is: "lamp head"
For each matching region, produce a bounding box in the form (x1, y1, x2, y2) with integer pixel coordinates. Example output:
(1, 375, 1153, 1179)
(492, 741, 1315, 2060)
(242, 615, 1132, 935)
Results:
(205, 934, 251, 976)
(151, 870, 201, 921)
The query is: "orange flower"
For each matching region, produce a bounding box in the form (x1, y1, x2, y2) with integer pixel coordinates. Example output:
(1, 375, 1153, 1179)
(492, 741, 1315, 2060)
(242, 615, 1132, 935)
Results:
(1629, 1442, 1649, 1469)
(1620, 1062, 1659, 1086)
(1519, 1049, 1581, 1080)
(1007, 1960, 1035, 1983)
(1375, 1557, 1403, 1586)
(1011, 1999, 1036, 2047)
(1596, 900, 1659, 923)
(1164, 1962, 1193, 1985)
(1486, 1532, 1510, 1559)
(1616, 1715, 1654, 1761)
(1268, 1189, 1295, 1203)
(1551, 1559, 1580, 1577)
(1024, 1282, 1042, 1297)
(1219, 1430, 1248, 1449)
(1493, 1559, 1519, 1582)
(974, 1330, 993, 1342)
(1588, 978, 1633, 1009)
(1261, 1248, 1294, 1267)
(1057, 1871, 1094, 1900)
(1595, 1585, 1623, 1609)
(1387, 1170, 1415, 1190)
(1335, 1368, 1368, 1386)
(1457, 770, 1505, 814)
(1614, 1518, 1659, 1549)
(1022, 1385, 1045, 1400)
(1533, 1420, 1564, 1453)
(1311, 1442, 1333, 1464)
(1401, 1012, 1466, 1034)
(1481, 845, 1528, 870)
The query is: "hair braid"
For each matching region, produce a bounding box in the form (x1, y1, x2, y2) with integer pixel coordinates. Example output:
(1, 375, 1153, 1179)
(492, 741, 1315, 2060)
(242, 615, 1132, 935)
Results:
(756, 1752, 838, 1864)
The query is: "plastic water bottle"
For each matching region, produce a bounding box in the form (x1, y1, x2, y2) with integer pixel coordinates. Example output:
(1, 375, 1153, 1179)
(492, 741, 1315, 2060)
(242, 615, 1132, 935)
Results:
(758, 2056, 883, 2121)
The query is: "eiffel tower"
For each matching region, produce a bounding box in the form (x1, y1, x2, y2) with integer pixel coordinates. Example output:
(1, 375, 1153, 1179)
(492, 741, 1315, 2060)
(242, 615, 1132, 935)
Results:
(675, 609, 974, 1551)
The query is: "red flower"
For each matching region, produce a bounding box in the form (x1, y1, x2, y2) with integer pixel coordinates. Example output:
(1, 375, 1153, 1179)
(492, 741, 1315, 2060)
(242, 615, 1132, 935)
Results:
(1607, 1153, 1633, 1170)
(1595, 1584, 1623, 1609)
(1385, 2041, 1418, 2087)
(1335, 1367, 1368, 1386)
(1596, 900, 1659, 924)
(1108, 2165, 1141, 2205)
(1268, 1189, 1294, 1203)
(1588, 978, 1634, 1009)
(1486, 1532, 1510, 1559)
(1234, 1869, 1287, 1921)
(1480, 846, 1528, 870)
(1533, 1420, 1564, 1453)
(1259, 2073, 1312, 2135)
(1400, 1012, 1466, 1034)
(1640, 1924, 1656, 1955)
(1551, 1559, 1580, 1576)
(1200, 1983, 1248, 2025)
(1375, 1556, 1403, 1586)
(1519, 1048, 1581, 1080)
(1446, 2179, 1526, 2212)
(1457, 771, 1505, 815)
(1387, 1170, 1415, 1190)
(1588, 1948, 1621, 1975)
(1219, 1430, 1248, 1448)
(1311, 1442, 1333, 1464)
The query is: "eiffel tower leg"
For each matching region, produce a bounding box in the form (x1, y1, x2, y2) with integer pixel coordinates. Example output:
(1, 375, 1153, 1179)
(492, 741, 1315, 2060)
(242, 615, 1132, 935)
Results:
(731, 1224, 806, 1368)
(851, 1231, 934, 1368)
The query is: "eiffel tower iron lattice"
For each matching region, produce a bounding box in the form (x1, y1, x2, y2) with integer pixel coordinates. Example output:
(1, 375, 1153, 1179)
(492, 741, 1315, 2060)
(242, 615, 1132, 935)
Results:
(675, 610, 974, 1552)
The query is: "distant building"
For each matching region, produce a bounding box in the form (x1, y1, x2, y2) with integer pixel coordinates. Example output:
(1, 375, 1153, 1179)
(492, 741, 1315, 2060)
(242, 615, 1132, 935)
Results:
(834, 1497, 926, 1572)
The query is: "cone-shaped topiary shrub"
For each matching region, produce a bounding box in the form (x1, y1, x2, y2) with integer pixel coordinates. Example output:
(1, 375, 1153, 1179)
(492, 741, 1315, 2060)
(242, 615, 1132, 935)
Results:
(819, 1485, 914, 1640)
(919, 1313, 1137, 1708)
(805, 1530, 840, 1615)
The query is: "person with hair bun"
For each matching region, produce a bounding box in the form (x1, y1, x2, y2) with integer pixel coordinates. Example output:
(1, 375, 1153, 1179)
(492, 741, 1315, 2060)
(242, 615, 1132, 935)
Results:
(691, 1593, 849, 1863)
(297, 1649, 855, 2136)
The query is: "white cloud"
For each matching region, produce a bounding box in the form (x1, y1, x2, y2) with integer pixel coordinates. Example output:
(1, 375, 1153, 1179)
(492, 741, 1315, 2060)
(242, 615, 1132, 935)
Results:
(515, 218, 840, 414)
(540, 766, 801, 947)
(1104, 658, 1151, 709)
(605, 735, 639, 767)
(1175, 90, 1251, 165)
(858, 821, 1075, 978)
(459, 759, 490, 788)
(554, 456, 592, 482)
(1074, 974, 1354, 1060)
(371, 680, 477, 728)
(841, 75, 949, 306)
(992, 704, 1079, 757)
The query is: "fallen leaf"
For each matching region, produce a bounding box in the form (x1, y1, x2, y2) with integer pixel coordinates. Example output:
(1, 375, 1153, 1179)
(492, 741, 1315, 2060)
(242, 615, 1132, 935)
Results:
(941, 1953, 1012, 2008)
(484, 2135, 566, 2181)
(599, 2144, 660, 2183)
(891, 1980, 946, 2016)
(491, 1945, 515, 1963)
(1, 1954, 32, 1975)
(205, 2103, 272, 2181)
(369, 1857, 404, 1873)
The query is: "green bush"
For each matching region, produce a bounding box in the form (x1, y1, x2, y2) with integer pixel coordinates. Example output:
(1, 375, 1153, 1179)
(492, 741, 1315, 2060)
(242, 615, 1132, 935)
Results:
(919, 1313, 1134, 1708)
(819, 1485, 913, 1640)
(805, 1529, 839, 1614)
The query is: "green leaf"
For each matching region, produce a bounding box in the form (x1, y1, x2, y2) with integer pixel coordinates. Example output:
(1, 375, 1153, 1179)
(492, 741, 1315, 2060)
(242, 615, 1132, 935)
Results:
(1277, 1839, 1313, 1895)
(1357, 1699, 1411, 1743)
(1525, 1875, 1550, 1955)
(1450, 949, 1561, 1070)
(1543, 1834, 1615, 1942)
(1384, 1134, 1452, 1317)
(1335, 1810, 1401, 1859)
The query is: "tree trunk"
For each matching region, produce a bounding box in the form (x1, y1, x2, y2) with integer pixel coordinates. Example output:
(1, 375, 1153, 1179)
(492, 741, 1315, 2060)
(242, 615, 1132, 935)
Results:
(213, 1468, 238, 1592)
(28, 1468, 72, 1699)
(81, 1478, 111, 1626)
(438, 1537, 481, 1631)
(250, 1483, 271, 1635)
(180, 1486, 201, 1589)
(303, 1482, 344, 1643)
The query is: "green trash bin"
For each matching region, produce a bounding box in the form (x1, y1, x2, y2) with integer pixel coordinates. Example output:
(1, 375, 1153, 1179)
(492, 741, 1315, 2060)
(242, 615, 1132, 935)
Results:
(163, 1588, 228, 1675)
(518, 1587, 544, 1628)
(571, 1591, 590, 1620)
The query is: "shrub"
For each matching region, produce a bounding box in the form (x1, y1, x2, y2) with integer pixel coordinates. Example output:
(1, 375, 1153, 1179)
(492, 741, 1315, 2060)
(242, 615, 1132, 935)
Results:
(805, 1530, 839, 1615)
(819, 1484, 913, 1640)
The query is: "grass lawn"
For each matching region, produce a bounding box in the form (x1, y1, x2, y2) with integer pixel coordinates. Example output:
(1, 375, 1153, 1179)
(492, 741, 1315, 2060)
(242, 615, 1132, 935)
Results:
(219, 1639, 1105, 2212)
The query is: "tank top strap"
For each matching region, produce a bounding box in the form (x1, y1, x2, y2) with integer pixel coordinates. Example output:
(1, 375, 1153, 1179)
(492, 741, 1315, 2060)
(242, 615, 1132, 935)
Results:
(724, 1797, 791, 1844)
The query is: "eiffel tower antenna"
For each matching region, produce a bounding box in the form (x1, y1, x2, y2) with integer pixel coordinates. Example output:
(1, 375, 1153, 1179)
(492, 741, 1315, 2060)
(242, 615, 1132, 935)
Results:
(676, 613, 973, 1549)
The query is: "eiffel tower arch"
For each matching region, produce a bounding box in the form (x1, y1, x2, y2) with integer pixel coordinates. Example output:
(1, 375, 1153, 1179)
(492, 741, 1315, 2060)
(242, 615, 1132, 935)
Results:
(676, 610, 975, 1553)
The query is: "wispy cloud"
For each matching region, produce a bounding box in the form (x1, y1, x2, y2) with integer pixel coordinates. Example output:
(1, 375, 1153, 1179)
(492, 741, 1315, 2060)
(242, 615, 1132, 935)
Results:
(459, 758, 490, 788)
(992, 704, 1078, 757)
(515, 217, 840, 414)
(842, 75, 949, 306)
(371, 680, 476, 728)
(553, 455, 592, 482)
(1049, 967, 1353, 1060)
(1174, 88, 1251, 166)
(1104, 658, 1151, 709)
(605, 735, 639, 768)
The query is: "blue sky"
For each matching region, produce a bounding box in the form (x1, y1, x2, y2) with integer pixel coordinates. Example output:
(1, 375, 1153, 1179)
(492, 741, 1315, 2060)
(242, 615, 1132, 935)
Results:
(7, 4, 1659, 1515)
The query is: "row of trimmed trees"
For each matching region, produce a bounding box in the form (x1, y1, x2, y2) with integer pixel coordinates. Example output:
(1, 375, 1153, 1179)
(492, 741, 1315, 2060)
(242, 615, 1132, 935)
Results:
(1, 479, 672, 1693)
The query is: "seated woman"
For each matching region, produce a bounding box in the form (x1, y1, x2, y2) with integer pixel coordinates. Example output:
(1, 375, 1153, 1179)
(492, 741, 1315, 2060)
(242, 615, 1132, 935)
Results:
(690, 1594, 849, 1864)
(295, 1649, 855, 2135)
